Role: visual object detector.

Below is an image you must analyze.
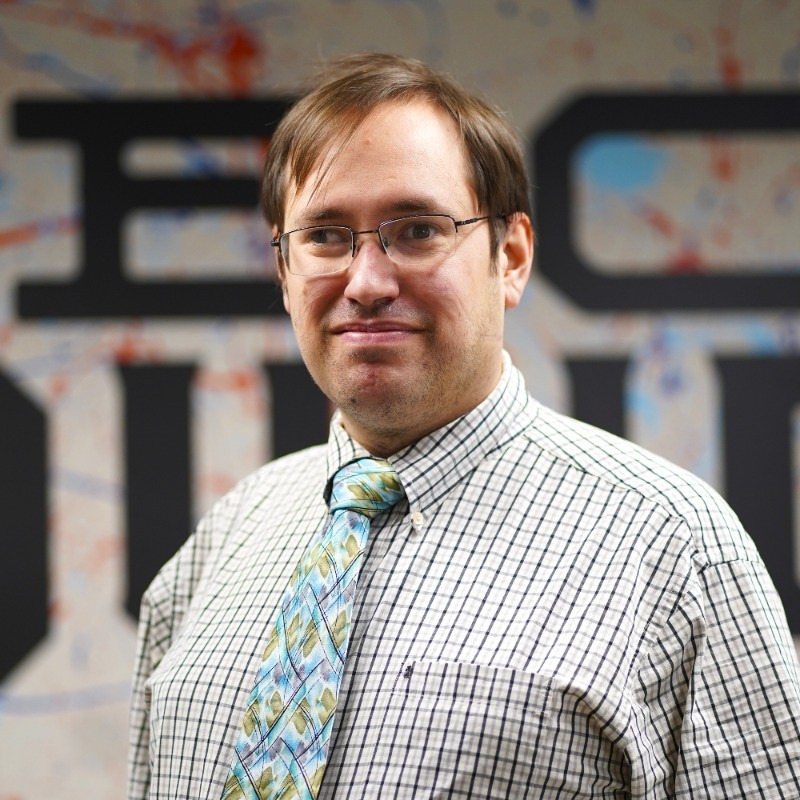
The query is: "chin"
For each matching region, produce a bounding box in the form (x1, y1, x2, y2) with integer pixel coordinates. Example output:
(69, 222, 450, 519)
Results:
(338, 380, 418, 418)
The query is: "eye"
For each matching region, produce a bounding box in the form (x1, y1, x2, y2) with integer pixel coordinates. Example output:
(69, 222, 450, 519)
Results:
(302, 226, 350, 247)
(394, 218, 447, 242)
(404, 222, 434, 240)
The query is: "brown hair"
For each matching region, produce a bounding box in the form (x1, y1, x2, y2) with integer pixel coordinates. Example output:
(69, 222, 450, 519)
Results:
(261, 52, 531, 267)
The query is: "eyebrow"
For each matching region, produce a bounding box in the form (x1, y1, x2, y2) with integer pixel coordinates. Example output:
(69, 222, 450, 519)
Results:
(292, 196, 446, 227)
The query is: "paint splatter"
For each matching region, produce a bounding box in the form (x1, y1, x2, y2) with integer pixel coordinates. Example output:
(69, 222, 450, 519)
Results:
(709, 141, 741, 183)
(496, 0, 520, 18)
(572, 0, 597, 15)
(719, 52, 743, 88)
(637, 202, 677, 239)
(781, 43, 800, 81)
(578, 135, 670, 197)
(1, 6, 267, 93)
(0, 216, 77, 249)
(669, 245, 705, 274)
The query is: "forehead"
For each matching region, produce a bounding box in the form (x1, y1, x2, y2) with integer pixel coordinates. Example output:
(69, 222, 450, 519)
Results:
(283, 100, 476, 224)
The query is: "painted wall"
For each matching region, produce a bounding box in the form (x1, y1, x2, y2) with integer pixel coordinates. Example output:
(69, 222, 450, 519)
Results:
(0, 1, 798, 797)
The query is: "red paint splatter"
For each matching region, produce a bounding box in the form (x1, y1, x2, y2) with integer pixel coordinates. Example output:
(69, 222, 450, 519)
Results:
(719, 53, 743, 89)
(200, 472, 237, 495)
(220, 25, 262, 95)
(0, 222, 38, 248)
(133, 20, 265, 95)
(50, 374, 69, 401)
(639, 203, 676, 239)
(709, 141, 740, 182)
(572, 38, 594, 62)
(0, 216, 77, 249)
(114, 329, 161, 364)
(668, 247, 705, 274)
(2, 6, 266, 94)
(48, 599, 62, 620)
(84, 537, 122, 572)
(197, 369, 258, 392)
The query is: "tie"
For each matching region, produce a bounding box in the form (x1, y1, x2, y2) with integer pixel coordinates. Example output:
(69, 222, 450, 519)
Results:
(222, 457, 404, 800)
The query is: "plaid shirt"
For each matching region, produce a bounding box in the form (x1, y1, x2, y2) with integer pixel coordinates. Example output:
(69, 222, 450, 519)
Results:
(128, 354, 800, 799)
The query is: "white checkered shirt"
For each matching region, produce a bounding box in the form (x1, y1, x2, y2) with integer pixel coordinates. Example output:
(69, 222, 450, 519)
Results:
(128, 354, 800, 799)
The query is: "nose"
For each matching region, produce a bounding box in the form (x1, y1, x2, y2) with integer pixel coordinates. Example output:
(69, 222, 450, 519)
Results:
(343, 233, 400, 307)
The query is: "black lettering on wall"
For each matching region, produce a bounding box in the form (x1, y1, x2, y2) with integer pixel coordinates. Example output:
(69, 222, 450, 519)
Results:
(263, 362, 330, 458)
(120, 360, 329, 619)
(0, 371, 47, 681)
(565, 357, 628, 438)
(716, 356, 800, 634)
(14, 98, 292, 319)
(534, 93, 800, 310)
(120, 363, 195, 618)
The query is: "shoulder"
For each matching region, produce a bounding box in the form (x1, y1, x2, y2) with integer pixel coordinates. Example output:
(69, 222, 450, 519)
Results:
(222, 443, 329, 512)
(522, 404, 755, 567)
(141, 443, 328, 609)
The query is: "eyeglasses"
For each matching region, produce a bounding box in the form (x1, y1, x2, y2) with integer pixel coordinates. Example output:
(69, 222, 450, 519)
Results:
(271, 213, 499, 276)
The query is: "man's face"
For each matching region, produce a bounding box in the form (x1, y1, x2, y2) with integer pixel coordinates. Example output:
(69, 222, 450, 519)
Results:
(281, 100, 531, 455)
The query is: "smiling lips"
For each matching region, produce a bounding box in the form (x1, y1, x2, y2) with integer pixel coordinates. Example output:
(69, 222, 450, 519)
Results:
(329, 320, 422, 345)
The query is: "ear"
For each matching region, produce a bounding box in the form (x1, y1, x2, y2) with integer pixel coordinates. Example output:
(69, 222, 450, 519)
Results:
(499, 213, 533, 309)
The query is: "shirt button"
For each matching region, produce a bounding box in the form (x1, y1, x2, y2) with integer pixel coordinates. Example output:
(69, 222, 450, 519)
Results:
(410, 509, 424, 530)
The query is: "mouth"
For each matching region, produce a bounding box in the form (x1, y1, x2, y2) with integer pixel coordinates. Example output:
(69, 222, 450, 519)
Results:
(329, 320, 423, 345)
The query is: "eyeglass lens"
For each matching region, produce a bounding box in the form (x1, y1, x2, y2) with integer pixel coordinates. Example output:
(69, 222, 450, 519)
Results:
(283, 214, 457, 275)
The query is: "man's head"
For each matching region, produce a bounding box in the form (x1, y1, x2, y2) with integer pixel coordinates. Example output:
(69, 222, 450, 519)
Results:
(262, 53, 532, 266)
(262, 54, 533, 456)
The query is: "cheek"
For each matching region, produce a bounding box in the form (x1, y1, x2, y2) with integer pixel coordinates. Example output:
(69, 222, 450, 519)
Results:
(286, 282, 328, 329)
(424, 268, 473, 314)
(427, 266, 500, 324)
(282, 285, 291, 314)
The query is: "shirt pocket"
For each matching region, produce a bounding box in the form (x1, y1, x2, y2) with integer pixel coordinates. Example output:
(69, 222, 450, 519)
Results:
(364, 659, 629, 799)
(365, 659, 551, 798)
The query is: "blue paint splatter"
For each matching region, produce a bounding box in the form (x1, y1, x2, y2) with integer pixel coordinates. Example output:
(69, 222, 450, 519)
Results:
(781, 43, 800, 82)
(0, 682, 131, 714)
(659, 366, 684, 395)
(626, 385, 660, 431)
(24, 51, 116, 95)
(674, 32, 693, 53)
(576, 134, 670, 197)
(496, 0, 519, 18)
(572, 0, 597, 15)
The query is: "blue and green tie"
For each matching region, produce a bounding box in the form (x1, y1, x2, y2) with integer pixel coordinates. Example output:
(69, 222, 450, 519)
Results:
(222, 457, 404, 800)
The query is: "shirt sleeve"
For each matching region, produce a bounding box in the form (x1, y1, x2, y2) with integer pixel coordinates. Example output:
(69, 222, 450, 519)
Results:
(126, 490, 232, 800)
(127, 576, 158, 800)
(674, 557, 800, 798)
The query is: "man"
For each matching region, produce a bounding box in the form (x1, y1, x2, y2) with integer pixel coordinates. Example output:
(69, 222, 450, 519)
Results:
(129, 54, 800, 799)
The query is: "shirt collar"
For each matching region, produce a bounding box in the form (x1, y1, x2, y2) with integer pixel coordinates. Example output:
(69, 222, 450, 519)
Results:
(324, 351, 537, 514)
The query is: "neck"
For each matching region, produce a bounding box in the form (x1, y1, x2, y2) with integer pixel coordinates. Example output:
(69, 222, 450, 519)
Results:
(339, 415, 427, 458)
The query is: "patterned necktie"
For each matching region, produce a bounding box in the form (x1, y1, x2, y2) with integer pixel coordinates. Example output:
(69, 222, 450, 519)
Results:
(222, 457, 404, 800)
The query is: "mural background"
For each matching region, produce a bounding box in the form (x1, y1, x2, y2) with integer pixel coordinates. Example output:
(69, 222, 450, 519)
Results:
(1, 1, 798, 797)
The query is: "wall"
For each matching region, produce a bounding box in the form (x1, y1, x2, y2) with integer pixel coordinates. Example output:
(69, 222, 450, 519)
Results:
(0, 1, 798, 797)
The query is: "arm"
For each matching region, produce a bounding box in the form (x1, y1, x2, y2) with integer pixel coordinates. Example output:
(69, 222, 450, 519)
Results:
(128, 580, 158, 800)
(126, 488, 234, 800)
(675, 557, 800, 798)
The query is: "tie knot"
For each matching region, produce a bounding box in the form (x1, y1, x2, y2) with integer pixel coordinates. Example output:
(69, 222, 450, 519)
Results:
(329, 457, 405, 518)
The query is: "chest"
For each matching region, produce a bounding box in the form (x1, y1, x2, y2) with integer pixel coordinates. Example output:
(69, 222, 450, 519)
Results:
(149, 470, 684, 798)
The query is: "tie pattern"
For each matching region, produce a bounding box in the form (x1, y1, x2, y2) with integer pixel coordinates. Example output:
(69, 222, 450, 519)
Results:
(222, 458, 404, 800)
